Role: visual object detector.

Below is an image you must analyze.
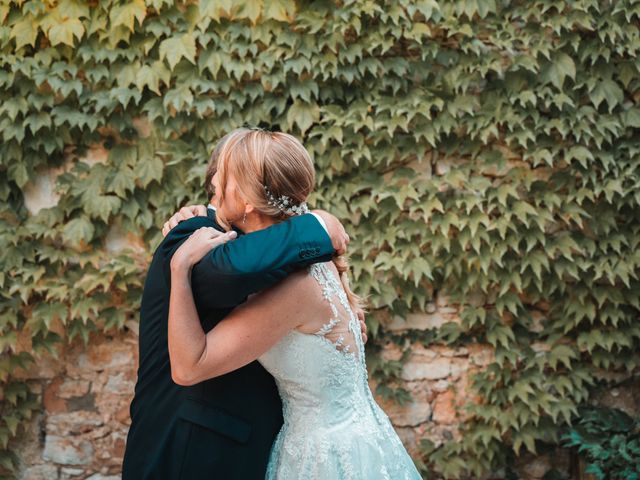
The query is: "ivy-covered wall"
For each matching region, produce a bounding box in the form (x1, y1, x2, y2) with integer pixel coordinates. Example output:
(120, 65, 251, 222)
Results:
(1, 0, 639, 478)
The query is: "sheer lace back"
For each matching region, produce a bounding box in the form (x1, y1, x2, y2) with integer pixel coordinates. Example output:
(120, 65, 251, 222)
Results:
(308, 263, 361, 360)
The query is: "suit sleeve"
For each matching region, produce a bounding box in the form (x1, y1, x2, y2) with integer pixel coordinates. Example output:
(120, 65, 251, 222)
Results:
(190, 213, 335, 308)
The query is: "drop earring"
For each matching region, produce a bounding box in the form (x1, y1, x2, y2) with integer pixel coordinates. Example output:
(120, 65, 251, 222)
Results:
(242, 211, 247, 224)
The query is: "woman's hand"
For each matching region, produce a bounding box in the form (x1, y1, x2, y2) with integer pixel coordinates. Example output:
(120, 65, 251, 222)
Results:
(311, 209, 350, 256)
(355, 308, 368, 344)
(170, 227, 237, 272)
(162, 204, 209, 237)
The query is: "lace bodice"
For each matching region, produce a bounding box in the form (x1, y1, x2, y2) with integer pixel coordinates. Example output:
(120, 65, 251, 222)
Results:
(259, 263, 421, 480)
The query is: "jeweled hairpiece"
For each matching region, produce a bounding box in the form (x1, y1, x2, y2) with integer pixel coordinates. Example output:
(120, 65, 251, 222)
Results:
(263, 185, 309, 216)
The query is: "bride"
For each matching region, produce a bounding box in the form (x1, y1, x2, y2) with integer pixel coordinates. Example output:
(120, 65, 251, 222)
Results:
(167, 128, 422, 479)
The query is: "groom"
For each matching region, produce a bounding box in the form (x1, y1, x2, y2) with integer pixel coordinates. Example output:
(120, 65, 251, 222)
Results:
(122, 145, 354, 479)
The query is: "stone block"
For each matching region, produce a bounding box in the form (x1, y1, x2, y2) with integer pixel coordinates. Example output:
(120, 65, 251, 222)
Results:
(59, 467, 84, 479)
(23, 169, 61, 215)
(379, 341, 404, 361)
(115, 403, 132, 424)
(448, 359, 469, 380)
(43, 436, 93, 465)
(44, 378, 67, 414)
(432, 390, 457, 424)
(439, 307, 458, 314)
(469, 345, 495, 366)
(85, 474, 120, 480)
(95, 393, 131, 420)
(431, 379, 450, 393)
(104, 223, 146, 254)
(58, 380, 90, 399)
(104, 372, 135, 394)
(435, 292, 451, 307)
(20, 464, 59, 480)
(81, 145, 108, 166)
(78, 342, 135, 372)
(386, 312, 448, 331)
(388, 399, 432, 428)
(401, 357, 453, 381)
(530, 310, 546, 333)
(382, 388, 432, 428)
(411, 344, 438, 359)
(594, 383, 640, 417)
(440, 347, 469, 357)
(47, 411, 103, 436)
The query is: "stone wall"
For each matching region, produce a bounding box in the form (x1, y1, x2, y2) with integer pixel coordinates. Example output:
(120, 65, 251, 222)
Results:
(11, 297, 491, 480)
(13, 328, 138, 480)
(10, 297, 640, 480)
(375, 295, 492, 457)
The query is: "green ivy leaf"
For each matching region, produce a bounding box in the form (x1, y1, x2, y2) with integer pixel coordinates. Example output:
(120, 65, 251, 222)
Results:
(135, 157, 164, 187)
(107, 169, 136, 198)
(84, 194, 123, 222)
(160, 33, 197, 70)
(542, 52, 576, 90)
(62, 217, 95, 245)
(590, 79, 624, 112)
(286, 100, 319, 134)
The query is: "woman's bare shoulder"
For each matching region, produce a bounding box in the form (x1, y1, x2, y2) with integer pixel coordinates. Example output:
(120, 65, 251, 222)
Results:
(245, 262, 334, 315)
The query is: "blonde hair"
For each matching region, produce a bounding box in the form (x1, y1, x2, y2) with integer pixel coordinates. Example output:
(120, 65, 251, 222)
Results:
(212, 127, 364, 311)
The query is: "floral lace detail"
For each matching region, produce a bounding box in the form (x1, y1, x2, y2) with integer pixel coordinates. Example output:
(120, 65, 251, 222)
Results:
(308, 262, 361, 359)
(259, 263, 421, 480)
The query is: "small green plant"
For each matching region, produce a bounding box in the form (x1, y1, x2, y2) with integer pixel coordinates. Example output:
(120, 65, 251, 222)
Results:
(562, 406, 640, 480)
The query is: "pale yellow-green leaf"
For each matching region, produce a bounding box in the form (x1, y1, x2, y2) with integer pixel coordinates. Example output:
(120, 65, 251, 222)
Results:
(264, 0, 295, 22)
(136, 64, 161, 94)
(0, 4, 9, 24)
(57, 0, 90, 19)
(110, 0, 147, 31)
(160, 33, 197, 70)
(47, 17, 85, 47)
(199, 0, 234, 21)
(236, 0, 263, 24)
(10, 15, 38, 49)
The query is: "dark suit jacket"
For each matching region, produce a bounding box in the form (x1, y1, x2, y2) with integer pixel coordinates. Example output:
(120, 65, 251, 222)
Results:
(122, 211, 334, 479)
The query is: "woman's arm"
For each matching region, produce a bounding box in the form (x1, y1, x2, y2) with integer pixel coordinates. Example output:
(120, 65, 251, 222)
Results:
(168, 227, 308, 386)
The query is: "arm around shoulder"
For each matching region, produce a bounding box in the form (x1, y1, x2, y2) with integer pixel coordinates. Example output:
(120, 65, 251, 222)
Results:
(190, 213, 334, 308)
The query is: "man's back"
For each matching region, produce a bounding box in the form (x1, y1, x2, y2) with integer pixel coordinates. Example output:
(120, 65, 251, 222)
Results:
(122, 216, 283, 480)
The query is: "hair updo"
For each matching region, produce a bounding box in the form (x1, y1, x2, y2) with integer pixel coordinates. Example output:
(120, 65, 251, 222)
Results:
(214, 127, 315, 228)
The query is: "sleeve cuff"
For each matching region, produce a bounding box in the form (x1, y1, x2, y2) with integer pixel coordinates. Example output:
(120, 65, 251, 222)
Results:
(310, 212, 329, 233)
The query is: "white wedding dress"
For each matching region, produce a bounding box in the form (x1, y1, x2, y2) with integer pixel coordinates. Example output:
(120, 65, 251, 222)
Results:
(259, 262, 422, 480)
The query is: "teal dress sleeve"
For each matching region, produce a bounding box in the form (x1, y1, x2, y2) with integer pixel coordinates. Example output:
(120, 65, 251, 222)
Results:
(163, 214, 335, 309)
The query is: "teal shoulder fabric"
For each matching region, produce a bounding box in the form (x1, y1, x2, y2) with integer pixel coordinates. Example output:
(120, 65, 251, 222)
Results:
(188, 213, 335, 308)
